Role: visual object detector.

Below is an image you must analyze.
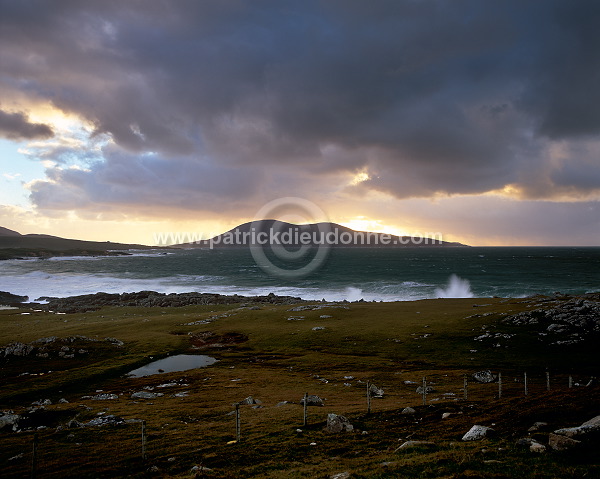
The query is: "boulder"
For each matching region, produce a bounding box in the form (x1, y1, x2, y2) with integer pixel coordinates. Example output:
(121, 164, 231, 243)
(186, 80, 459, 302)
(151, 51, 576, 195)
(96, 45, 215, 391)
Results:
(2, 342, 34, 357)
(0, 413, 20, 431)
(330, 472, 350, 479)
(401, 407, 416, 415)
(239, 396, 262, 405)
(300, 395, 324, 407)
(581, 415, 600, 428)
(415, 385, 436, 394)
(325, 413, 354, 433)
(549, 433, 582, 451)
(395, 440, 436, 451)
(369, 383, 384, 398)
(462, 425, 495, 441)
(131, 391, 163, 400)
(90, 393, 118, 400)
(85, 415, 126, 427)
(530, 441, 546, 453)
(472, 370, 497, 383)
(528, 422, 549, 432)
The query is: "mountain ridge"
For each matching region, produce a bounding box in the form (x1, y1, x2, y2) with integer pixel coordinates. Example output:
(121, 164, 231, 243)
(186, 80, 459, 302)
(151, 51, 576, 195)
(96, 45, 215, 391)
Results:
(174, 220, 467, 248)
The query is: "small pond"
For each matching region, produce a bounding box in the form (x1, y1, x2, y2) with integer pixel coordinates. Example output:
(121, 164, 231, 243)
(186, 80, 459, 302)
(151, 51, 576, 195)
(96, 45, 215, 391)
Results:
(126, 354, 218, 378)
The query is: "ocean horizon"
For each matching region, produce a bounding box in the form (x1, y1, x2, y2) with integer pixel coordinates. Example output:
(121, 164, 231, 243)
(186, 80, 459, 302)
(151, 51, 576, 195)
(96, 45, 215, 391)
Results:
(1, 246, 598, 303)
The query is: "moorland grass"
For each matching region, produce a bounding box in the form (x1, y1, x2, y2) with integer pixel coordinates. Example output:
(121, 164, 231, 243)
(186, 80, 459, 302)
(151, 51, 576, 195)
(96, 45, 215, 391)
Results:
(1, 298, 599, 477)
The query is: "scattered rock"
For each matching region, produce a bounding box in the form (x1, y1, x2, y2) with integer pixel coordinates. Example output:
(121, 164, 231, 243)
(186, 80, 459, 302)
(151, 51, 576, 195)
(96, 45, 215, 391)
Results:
(300, 395, 324, 407)
(548, 433, 582, 451)
(90, 393, 118, 400)
(472, 370, 497, 383)
(415, 385, 436, 395)
(530, 441, 547, 453)
(312, 326, 325, 331)
(462, 425, 495, 441)
(330, 471, 350, 479)
(190, 465, 213, 474)
(131, 391, 163, 400)
(85, 415, 126, 427)
(401, 407, 416, 415)
(58, 398, 69, 404)
(528, 421, 549, 432)
(239, 396, 262, 405)
(325, 413, 354, 433)
(581, 414, 600, 428)
(369, 383, 384, 398)
(0, 413, 21, 431)
(2, 342, 34, 357)
(395, 440, 436, 451)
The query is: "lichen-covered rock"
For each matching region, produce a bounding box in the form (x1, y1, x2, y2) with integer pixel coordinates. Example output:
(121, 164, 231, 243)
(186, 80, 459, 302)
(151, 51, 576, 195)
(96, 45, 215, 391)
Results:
(462, 425, 495, 441)
(131, 391, 163, 400)
(549, 433, 582, 451)
(325, 413, 354, 433)
(472, 370, 497, 383)
(395, 440, 436, 451)
(300, 395, 324, 406)
(369, 383, 384, 398)
(0, 413, 21, 431)
(239, 396, 262, 405)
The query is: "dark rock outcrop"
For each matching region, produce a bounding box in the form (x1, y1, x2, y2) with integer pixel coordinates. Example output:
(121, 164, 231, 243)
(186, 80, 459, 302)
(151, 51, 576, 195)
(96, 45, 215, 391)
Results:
(39, 290, 306, 313)
(0, 291, 28, 306)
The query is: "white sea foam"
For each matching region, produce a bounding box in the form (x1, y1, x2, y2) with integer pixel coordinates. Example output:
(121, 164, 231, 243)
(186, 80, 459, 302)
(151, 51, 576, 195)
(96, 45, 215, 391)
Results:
(434, 274, 474, 298)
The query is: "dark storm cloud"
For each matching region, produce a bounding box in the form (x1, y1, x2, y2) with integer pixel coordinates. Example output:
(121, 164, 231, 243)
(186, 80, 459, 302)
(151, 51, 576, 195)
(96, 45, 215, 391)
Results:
(0, 109, 54, 140)
(1, 0, 599, 210)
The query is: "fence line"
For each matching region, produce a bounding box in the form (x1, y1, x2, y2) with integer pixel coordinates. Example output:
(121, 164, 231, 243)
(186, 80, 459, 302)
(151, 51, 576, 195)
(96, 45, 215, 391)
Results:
(5, 370, 597, 477)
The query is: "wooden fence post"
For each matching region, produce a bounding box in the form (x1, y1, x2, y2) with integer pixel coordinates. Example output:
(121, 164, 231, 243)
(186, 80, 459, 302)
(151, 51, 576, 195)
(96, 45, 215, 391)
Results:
(235, 403, 241, 442)
(569, 375, 573, 389)
(463, 375, 468, 401)
(524, 372, 528, 396)
(31, 433, 38, 479)
(303, 393, 308, 426)
(367, 382, 372, 414)
(141, 420, 147, 460)
(546, 370, 550, 391)
(498, 372, 502, 399)
(422, 377, 427, 406)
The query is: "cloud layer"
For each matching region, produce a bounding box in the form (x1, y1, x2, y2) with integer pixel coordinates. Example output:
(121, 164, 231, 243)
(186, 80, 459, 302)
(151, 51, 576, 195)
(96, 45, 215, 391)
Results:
(0, 109, 54, 140)
(0, 0, 599, 239)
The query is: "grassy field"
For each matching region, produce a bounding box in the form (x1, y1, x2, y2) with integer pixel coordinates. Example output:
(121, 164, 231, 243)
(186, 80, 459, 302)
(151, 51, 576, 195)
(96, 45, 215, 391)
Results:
(1, 297, 599, 478)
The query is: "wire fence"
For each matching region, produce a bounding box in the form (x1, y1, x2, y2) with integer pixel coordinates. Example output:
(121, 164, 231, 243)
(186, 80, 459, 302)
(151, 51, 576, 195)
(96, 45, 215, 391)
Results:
(3, 369, 596, 478)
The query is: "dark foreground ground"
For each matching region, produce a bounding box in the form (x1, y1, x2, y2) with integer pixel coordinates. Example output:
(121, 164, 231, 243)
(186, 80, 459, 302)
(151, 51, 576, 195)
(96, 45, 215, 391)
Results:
(1, 293, 599, 478)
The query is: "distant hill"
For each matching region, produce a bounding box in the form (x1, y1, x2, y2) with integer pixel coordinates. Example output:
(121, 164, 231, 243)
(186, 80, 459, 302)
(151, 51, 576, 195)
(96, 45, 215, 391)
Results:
(175, 220, 467, 248)
(0, 227, 159, 260)
(0, 226, 21, 237)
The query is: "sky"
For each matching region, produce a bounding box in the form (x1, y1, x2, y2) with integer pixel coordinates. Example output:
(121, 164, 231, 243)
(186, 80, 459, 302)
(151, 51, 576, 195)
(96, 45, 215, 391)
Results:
(0, 0, 599, 246)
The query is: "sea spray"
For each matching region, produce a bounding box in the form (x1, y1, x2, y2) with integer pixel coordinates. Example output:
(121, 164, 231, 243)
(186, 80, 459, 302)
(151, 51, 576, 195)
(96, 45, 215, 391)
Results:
(344, 286, 364, 302)
(435, 274, 474, 298)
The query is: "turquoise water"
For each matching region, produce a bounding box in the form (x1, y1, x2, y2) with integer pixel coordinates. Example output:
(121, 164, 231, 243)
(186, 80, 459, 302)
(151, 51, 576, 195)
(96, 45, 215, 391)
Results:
(0, 247, 598, 302)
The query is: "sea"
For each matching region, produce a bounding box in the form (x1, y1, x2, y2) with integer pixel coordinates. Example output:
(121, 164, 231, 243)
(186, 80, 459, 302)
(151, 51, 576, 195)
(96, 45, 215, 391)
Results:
(0, 247, 599, 303)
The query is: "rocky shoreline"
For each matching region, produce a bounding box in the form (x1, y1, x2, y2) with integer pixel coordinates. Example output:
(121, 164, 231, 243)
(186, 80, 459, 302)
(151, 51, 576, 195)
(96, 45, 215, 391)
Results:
(32, 290, 308, 313)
